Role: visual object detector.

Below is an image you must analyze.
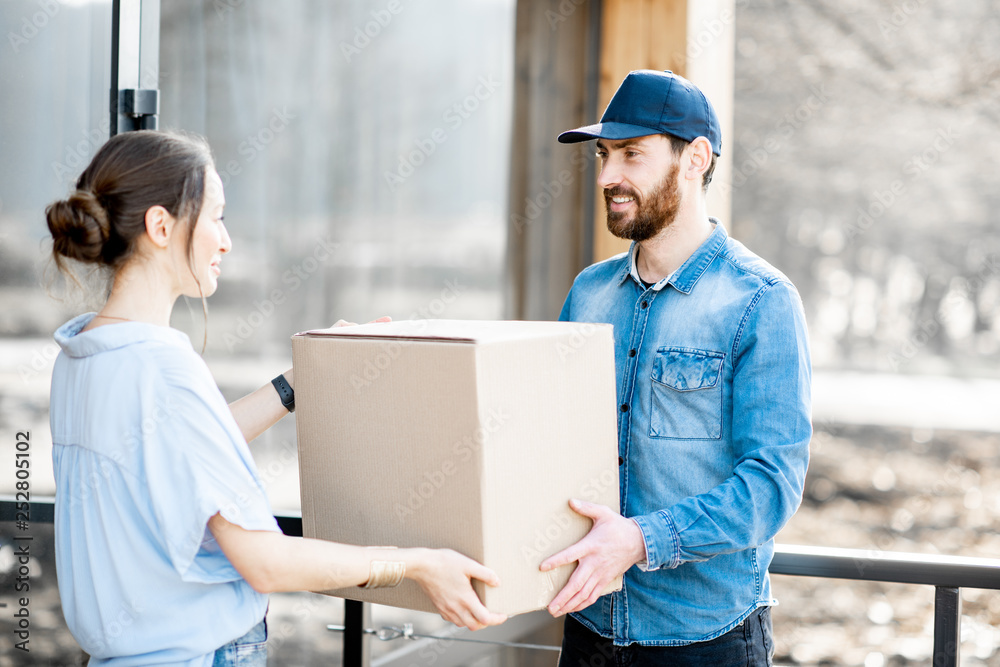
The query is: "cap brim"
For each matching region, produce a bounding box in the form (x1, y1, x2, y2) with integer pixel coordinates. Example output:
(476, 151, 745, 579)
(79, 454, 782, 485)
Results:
(557, 121, 664, 144)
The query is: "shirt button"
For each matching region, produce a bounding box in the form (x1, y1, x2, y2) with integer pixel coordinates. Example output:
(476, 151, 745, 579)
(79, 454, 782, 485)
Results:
(640, 301, 648, 309)
(618, 456, 624, 466)
(628, 349, 637, 357)
(620, 403, 629, 413)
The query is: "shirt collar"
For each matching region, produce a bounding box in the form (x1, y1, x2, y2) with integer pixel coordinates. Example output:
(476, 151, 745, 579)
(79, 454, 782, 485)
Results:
(616, 219, 728, 294)
(54, 312, 193, 358)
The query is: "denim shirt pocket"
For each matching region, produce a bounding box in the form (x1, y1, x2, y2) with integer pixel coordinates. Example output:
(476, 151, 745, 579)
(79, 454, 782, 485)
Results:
(649, 347, 725, 440)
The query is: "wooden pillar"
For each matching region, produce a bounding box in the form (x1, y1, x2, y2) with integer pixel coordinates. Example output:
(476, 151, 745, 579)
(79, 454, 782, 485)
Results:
(505, 0, 602, 321)
(592, 0, 735, 263)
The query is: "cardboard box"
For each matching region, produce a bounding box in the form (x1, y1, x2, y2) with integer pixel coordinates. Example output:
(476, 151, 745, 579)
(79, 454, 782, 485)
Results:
(292, 319, 621, 616)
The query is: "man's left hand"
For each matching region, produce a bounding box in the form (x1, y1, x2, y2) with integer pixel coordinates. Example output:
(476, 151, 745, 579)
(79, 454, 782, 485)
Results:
(540, 498, 646, 617)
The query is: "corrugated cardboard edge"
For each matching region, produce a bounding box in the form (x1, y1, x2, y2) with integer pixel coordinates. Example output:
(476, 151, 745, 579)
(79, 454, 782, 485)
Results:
(475, 325, 623, 616)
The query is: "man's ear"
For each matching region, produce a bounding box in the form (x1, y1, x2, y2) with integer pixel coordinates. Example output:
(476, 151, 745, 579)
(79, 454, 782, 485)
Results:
(144, 205, 175, 249)
(684, 137, 713, 183)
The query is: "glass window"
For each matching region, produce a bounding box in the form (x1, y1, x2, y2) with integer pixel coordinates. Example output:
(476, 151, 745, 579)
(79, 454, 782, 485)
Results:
(0, 0, 112, 495)
(158, 0, 515, 514)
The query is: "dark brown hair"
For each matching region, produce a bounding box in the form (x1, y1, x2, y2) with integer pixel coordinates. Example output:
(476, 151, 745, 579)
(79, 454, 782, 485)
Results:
(46, 130, 216, 350)
(46, 130, 215, 277)
(666, 133, 717, 192)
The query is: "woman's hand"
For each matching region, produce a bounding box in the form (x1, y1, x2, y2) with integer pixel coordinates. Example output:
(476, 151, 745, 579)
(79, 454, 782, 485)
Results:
(209, 516, 505, 624)
(402, 548, 507, 630)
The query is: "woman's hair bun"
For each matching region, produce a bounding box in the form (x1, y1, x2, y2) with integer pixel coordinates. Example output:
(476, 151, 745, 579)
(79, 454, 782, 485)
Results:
(46, 190, 111, 265)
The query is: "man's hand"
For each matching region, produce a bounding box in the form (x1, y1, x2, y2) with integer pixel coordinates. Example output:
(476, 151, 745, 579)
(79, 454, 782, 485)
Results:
(539, 498, 646, 617)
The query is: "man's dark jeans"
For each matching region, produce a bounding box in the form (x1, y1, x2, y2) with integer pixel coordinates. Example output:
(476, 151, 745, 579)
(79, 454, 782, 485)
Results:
(558, 606, 773, 667)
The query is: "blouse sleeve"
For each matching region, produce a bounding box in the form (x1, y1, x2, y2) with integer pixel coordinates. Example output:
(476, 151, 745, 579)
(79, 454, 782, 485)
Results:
(142, 373, 280, 584)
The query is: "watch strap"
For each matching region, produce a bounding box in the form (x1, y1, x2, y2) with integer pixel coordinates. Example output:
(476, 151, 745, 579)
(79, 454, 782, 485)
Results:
(271, 374, 295, 413)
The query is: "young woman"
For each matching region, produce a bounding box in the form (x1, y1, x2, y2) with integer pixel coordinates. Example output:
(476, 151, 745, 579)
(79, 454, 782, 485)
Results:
(45, 130, 505, 665)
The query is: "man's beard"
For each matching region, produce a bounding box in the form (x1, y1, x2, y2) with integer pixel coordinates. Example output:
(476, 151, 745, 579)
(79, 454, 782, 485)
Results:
(604, 163, 681, 242)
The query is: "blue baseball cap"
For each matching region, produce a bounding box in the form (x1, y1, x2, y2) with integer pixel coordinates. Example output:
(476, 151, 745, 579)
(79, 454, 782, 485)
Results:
(557, 69, 722, 155)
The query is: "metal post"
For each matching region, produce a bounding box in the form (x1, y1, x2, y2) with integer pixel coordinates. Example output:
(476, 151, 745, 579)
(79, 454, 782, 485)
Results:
(343, 599, 370, 667)
(110, 0, 160, 135)
(932, 586, 961, 667)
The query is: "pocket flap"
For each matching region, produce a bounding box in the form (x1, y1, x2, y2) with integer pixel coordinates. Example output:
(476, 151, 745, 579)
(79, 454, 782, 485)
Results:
(651, 348, 724, 391)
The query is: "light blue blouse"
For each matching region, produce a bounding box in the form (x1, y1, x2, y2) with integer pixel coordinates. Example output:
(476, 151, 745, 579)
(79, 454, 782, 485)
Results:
(50, 313, 281, 666)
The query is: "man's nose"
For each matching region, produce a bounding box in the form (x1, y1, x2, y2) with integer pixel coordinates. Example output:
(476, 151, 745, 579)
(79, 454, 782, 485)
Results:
(597, 157, 623, 191)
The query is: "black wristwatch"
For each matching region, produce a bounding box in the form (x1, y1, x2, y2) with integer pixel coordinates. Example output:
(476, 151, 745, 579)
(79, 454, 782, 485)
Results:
(271, 374, 295, 412)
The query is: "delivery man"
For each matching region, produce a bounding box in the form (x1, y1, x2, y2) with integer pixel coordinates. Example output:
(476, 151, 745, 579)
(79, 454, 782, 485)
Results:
(540, 69, 812, 666)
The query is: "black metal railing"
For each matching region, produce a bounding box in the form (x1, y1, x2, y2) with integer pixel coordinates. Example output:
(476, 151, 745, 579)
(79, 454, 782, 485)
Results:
(769, 544, 1000, 667)
(5, 497, 1000, 667)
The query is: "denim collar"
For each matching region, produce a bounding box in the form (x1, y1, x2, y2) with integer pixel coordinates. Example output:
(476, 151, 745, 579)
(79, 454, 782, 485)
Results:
(616, 218, 727, 294)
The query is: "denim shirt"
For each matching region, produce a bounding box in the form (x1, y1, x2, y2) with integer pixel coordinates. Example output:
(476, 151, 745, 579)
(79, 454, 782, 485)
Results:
(559, 221, 811, 646)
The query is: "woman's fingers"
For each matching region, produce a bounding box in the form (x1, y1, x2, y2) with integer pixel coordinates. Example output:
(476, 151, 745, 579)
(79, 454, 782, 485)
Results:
(466, 561, 501, 588)
(418, 550, 506, 630)
(470, 602, 507, 628)
(445, 593, 505, 630)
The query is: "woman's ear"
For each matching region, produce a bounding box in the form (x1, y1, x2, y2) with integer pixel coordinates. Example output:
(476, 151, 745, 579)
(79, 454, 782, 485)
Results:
(684, 137, 713, 183)
(144, 205, 175, 249)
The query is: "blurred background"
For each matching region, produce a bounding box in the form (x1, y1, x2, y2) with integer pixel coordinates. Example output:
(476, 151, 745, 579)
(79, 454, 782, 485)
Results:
(1, 0, 999, 665)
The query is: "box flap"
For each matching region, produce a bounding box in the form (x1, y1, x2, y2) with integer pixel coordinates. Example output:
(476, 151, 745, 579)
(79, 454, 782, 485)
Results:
(295, 319, 609, 345)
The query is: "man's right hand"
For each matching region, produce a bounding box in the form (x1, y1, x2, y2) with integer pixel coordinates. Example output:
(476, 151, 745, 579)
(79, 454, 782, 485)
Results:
(540, 498, 646, 617)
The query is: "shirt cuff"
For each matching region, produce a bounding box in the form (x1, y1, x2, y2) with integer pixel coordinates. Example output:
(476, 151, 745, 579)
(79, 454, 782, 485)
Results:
(630, 518, 650, 568)
(631, 510, 681, 571)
